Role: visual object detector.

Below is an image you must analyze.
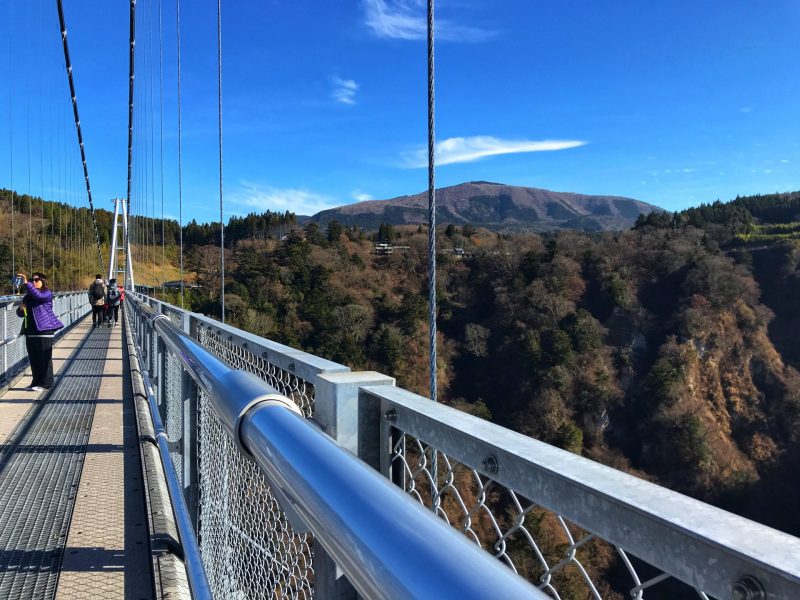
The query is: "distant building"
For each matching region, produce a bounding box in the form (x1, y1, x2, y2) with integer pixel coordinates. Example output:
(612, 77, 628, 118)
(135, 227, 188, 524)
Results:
(449, 247, 477, 259)
(373, 242, 393, 255)
(163, 280, 200, 290)
(373, 242, 410, 256)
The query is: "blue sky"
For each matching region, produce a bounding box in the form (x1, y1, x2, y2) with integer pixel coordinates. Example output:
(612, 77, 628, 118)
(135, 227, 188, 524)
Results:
(2, 0, 799, 223)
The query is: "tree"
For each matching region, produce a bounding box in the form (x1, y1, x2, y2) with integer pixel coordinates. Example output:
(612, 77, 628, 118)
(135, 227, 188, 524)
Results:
(326, 220, 344, 243)
(464, 323, 490, 357)
(0, 242, 11, 273)
(377, 222, 396, 242)
(563, 309, 604, 353)
(399, 294, 426, 333)
(186, 245, 228, 299)
(372, 323, 404, 373)
(304, 222, 327, 246)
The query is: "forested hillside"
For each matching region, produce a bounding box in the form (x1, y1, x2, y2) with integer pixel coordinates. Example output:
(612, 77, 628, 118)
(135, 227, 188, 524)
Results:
(0, 188, 293, 290)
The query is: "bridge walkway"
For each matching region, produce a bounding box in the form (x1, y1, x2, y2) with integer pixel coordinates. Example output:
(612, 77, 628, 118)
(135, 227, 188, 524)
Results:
(0, 316, 153, 599)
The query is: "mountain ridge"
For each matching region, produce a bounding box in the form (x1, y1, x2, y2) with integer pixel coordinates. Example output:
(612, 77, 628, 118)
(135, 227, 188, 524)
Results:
(308, 181, 662, 232)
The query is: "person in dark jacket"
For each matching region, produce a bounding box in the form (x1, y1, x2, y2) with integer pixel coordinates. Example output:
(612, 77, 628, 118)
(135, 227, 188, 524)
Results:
(106, 278, 121, 326)
(88, 274, 107, 328)
(16, 272, 64, 391)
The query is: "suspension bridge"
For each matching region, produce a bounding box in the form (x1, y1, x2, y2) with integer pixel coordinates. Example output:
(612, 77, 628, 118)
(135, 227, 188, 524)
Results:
(1, 1, 800, 599)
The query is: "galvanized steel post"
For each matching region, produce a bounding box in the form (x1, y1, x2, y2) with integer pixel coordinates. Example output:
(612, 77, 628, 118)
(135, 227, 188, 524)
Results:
(312, 371, 395, 599)
(1, 305, 7, 377)
(181, 366, 199, 530)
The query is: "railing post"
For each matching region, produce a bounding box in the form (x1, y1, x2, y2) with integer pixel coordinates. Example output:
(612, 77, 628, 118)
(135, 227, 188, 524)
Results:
(182, 311, 195, 339)
(182, 367, 199, 531)
(311, 371, 395, 600)
(178, 311, 199, 530)
(314, 371, 395, 469)
(1, 305, 7, 378)
(157, 337, 166, 414)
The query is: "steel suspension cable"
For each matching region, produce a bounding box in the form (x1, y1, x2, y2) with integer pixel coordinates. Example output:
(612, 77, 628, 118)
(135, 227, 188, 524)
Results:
(126, 0, 136, 289)
(48, 47, 55, 280)
(176, 0, 184, 307)
(56, 0, 105, 273)
(138, 2, 145, 281)
(158, 0, 165, 298)
(142, 2, 150, 284)
(426, 0, 438, 407)
(426, 0, 439, 501)
(148, 0, 156, 289)
(217, 0, 225, 322)
(8, 0, 14, 279)
(26, 0, 32, 271)
(39, 2, 46, 272)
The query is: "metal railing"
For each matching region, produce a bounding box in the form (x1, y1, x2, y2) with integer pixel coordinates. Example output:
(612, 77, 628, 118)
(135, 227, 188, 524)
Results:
(127, 293, 800, 600)
(127, 295, 544, 599)
(0, 291, 90, 385)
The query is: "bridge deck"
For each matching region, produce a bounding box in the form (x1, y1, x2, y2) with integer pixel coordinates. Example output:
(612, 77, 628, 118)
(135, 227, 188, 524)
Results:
(0, 317, 153, 600)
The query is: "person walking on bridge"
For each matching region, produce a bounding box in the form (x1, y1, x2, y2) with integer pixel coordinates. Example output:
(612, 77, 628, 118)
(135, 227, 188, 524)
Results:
(88, 274, 107, 328)
(16, 273, 64, 391)
(106, 278, 121, 327)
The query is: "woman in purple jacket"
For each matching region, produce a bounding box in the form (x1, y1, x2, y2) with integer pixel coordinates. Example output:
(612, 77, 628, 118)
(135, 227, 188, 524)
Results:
(16, 272, 64, 391)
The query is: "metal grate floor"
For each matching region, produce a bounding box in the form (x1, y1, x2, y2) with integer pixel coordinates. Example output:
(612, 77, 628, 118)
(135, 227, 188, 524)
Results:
(0, 328, 111, 599)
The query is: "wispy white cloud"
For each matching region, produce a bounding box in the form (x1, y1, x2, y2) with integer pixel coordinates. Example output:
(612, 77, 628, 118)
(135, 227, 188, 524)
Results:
(402, 136, 587, 167)
(230, 181, 339, 216)
(648, 167, 698, 176)
(362, 0, 495, 42)
(351, 190, 373, 202)
(331, 77, 359, 105)
(740, 107, 754, 113)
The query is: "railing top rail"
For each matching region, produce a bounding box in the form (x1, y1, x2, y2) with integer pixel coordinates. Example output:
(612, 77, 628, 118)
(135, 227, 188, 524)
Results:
(365, 384, 800, 600)
(131, 295, 546, 599)
(0, 290, 85, 304)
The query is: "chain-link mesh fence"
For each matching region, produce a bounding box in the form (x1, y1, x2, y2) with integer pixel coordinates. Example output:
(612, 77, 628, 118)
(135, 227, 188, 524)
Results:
(0, 293, 90, 385)
(163, 305, 184, 328)
(198, 388, 315, 598)
(388, 431, 712, 600)
(164, 351, 185, 481)
(129, 299, 318, 599)
(2, 305, 27, 382)
(195, 324, 315, 417)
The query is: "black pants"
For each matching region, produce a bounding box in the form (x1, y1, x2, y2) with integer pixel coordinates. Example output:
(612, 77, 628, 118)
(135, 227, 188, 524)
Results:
(92, 304, 105, 325)
(26, 334, 55, 388)
(108, 304, 119, 324)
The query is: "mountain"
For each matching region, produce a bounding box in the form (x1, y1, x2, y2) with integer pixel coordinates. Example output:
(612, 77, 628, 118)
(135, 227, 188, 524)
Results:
(309, 181, 662, 232)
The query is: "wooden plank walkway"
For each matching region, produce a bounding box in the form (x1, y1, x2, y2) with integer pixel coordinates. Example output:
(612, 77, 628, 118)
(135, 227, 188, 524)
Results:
(0, 317, 153, 599)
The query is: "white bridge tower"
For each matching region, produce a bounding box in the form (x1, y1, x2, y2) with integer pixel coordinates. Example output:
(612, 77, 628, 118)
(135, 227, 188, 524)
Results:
(108, 198, 135, 290)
